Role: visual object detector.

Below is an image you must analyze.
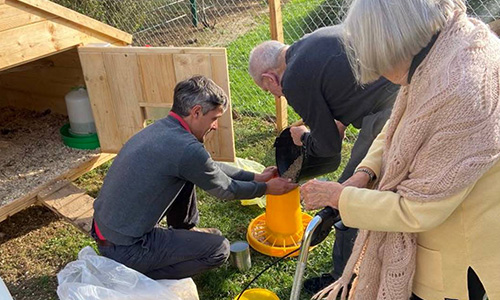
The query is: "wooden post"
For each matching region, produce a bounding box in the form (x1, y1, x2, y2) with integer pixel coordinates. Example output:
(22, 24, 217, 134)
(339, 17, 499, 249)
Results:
(268, 0, 288, 132)
(489, 19, 500, 36)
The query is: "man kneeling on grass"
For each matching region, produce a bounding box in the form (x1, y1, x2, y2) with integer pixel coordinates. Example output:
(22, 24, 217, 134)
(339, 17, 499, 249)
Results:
(91, 75, 297, 279)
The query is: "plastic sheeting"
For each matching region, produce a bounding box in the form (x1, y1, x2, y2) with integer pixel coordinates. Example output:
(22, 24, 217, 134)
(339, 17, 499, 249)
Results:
(223, 157, 267, 208)
(57, 246, 199, 300)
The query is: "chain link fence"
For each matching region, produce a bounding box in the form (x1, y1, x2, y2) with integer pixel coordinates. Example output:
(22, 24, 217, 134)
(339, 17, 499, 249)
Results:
(52, 0, 500, 121)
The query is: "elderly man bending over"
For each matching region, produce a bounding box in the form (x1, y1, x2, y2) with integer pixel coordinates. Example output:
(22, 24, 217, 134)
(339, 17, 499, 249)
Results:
(248, 25, 399, 291)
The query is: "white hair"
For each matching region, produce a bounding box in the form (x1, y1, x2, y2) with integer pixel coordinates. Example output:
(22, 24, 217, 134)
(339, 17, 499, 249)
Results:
(342, 0, 466, 84)
(248, 40, 287, 84)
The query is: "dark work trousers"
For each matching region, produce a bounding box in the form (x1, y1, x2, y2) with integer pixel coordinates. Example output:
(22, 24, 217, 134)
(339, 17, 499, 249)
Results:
(410, 267, 486, 300)
(332, 108, 392, 280)
(92, 182, 230, 279)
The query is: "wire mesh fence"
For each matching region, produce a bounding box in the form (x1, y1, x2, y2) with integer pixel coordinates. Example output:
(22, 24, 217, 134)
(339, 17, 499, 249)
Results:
(51, 0, 500, 123)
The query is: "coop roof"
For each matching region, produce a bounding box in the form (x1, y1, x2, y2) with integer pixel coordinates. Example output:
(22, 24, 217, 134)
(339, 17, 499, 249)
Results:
(0, 0, 133, 71)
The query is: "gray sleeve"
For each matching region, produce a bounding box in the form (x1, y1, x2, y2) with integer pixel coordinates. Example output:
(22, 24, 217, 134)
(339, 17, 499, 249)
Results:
(215, 161, 255, 181)
(179, 144, 266, 200)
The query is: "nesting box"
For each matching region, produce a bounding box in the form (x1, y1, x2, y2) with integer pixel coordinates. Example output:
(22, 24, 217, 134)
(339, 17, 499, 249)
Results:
(0, 0, 235, 227)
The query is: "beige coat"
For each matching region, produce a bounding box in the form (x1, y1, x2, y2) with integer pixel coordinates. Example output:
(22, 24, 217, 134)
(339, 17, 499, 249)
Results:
(339, 124, 500, 300)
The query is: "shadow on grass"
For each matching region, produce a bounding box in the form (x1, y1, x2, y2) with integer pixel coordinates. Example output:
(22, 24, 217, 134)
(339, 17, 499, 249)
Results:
(0, 206, 59, 244)
(6, 275, 58, 300)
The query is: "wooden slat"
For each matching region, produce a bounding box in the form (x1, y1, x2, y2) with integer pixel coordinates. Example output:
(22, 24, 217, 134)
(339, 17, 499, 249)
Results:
(268, 0, 284, 42)
(0, 66, 84, 95)
(42, 184, 85, 211)
(0, 152, 115, 222)
(13, 0, 132, 43)
(0, 0, 49, 32)
(79, 46, 235, 161)
(102, 52, 145, 144)
(78, 51, 122, 153)
(73, 208, 93, 233)
(78, 46, 226, 55)
(0, 88, 68, 114)
(37, 179, 69, 200)
(40, 182, 95, 234)
(173, 53, 212, 80)
(0, 18, 111, 71)
(137, 53, 176, 105)
(207, 53, 235, 162)
(38, 47, 81, 68)
(275, 96, 288, 132)
(58, 194, 93, 220)
(489, 19, 500, 36)
(268, 0, 287, 131)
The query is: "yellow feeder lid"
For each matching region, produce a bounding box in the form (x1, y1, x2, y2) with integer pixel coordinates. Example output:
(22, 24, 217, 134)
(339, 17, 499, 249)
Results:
(234, 288, 280, 300)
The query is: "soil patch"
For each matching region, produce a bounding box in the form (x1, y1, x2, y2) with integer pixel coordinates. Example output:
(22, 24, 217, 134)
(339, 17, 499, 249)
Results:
(0, 205, 92, 300)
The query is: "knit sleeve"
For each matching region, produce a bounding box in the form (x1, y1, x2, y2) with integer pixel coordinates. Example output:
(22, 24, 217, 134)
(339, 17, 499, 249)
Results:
(215, 161, 255, 181)
(178, 143, 266, 200)
(356, 122, 388, 178)
(338, 184, 474, 232)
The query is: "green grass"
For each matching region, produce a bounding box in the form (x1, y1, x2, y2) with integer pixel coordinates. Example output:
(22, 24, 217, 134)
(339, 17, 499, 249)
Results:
(226, 0, 337, 122)
(75, 2, 353, 297)
(74, 115, 357, 300)
(194, 115, 356, 299)
(2, 1, 356, 299)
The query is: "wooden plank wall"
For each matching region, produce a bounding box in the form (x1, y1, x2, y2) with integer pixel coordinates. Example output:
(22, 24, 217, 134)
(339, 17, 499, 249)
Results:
(0, 0, 129, 72)
(0, 48, 83, 114)
(79, 47, 236, 162)
(0, 0, 130, 114)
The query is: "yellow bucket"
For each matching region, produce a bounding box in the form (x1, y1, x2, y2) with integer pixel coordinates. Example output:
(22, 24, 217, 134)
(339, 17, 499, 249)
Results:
(247, 187, 313, 257)
(234, 288, 280, 300)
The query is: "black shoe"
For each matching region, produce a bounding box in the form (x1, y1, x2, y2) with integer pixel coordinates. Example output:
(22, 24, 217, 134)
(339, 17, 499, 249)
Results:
(303, 273, 336, 295)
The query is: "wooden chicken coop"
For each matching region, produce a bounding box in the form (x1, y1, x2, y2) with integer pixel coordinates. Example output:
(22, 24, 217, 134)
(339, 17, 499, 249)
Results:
(0, 0, 235, 233)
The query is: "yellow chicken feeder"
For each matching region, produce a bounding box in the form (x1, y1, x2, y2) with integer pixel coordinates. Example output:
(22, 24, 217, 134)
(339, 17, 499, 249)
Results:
(247, 188, 313, 257)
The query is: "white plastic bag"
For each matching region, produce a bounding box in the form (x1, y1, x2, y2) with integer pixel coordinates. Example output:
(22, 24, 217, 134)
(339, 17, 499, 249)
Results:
(57, 246, 199, 300)
(0, 276, 13, 300)
(223, 157, 267, 207)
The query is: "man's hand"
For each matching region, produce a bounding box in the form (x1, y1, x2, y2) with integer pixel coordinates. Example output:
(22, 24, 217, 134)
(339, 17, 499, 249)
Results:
(255, 166, 278, 182)
(290, 125, 309, 146)
(301, 179, 344, 210)
(265, 178, 298, 195)
(341, 171, 370, 188)
(335, 120, 346, 140)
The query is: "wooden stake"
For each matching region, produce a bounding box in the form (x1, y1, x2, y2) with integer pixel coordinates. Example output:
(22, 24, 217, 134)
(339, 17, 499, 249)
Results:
(268, 0, 288, 132)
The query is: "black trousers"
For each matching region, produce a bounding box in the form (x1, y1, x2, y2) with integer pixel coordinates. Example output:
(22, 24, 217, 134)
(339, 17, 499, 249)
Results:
(92, 182, 230, 279)
(410, 267, 486, 300)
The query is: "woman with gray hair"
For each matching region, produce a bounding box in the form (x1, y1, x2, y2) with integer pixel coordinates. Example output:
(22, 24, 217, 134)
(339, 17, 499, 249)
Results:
(301, 0, 500, 299)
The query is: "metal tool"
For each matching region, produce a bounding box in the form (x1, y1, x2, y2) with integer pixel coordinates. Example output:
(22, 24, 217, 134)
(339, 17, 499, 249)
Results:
(290, 207, 340, 300)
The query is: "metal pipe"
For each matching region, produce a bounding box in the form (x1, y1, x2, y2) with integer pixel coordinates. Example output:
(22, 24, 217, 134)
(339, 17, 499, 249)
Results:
(190, 0, 198, 27)
(290, 215, 323, 300)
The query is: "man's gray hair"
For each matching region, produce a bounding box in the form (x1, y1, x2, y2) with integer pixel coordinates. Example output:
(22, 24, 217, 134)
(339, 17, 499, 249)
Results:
(342, 0, 466, 84)
(171, 75, 228, 117)
(249, 40, 287, 84)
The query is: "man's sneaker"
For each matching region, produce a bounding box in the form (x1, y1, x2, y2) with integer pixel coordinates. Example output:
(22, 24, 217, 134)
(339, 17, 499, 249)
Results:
(303, 273, 336, 295)
(190, 227, 222, 236)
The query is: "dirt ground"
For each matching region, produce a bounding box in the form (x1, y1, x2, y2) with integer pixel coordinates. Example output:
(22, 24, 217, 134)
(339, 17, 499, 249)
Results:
(133, 0, 268, 47)
(0, 205, 92, 300)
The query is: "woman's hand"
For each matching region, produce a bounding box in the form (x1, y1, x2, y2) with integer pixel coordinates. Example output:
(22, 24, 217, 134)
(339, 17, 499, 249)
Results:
(342, 171, 370, 188)
(301, 179, 344, 210)
(255, 166, 278, 182)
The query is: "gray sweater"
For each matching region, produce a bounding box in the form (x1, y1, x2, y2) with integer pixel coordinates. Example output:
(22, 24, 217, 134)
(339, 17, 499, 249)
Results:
(93, 115, 267, 245)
